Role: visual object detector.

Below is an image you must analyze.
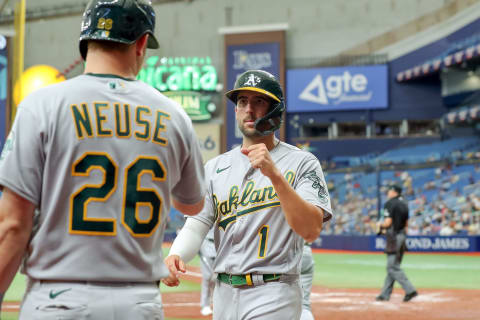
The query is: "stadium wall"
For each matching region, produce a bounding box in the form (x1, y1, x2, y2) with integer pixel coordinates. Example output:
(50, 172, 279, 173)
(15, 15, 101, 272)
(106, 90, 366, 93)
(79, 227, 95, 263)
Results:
(163, 231, 480, 253)
(315, 235, 480, 252)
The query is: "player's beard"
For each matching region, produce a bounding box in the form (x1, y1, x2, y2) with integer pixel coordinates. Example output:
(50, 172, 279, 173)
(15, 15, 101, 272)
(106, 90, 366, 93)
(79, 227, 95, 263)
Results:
(237, 118, 263, 138)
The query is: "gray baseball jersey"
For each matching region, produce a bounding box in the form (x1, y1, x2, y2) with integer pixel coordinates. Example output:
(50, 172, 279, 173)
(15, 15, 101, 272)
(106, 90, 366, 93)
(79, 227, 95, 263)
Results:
(199, 227, 216, 309)
(300, 244, 315, 320)
(199, 227, 216, 259)
(190, 141, 332, 275)
(0, 74, 205, 282)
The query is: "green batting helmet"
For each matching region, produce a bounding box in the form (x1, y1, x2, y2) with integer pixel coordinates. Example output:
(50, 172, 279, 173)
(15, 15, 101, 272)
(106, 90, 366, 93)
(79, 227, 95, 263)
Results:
(79, 0, 160, 60)
(226, 70, 285, 136)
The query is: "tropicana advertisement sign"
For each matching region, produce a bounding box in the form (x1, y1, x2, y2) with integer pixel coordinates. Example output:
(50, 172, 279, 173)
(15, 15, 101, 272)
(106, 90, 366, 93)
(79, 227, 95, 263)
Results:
(137, 56, 222, 121)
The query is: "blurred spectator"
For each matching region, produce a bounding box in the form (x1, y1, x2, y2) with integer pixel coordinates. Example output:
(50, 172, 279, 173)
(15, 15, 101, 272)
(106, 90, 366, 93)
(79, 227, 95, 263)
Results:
(439, 221, 455, 236)
(326, 162, 480, 236)
(468, 216, 480, 235)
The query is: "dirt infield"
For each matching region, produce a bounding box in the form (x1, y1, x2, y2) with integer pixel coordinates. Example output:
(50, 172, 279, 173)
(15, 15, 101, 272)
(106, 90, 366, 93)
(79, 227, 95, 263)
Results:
(162, 266, 480, 320)
(309, 287, 480, 320)
(4, 287, 478, 320)
(160, 287, 480, 320)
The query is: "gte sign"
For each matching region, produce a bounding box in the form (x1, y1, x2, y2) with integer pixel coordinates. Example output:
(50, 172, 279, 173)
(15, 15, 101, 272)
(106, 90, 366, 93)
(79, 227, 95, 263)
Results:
(299, 71, 369, 105)
(287, 65, 388, 112)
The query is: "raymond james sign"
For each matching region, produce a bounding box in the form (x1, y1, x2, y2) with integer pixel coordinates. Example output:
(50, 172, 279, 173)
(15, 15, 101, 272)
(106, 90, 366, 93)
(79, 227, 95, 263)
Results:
(314, 235, 478, 252)
(374, 236, 474, 252)
(286, 65, 388, 112)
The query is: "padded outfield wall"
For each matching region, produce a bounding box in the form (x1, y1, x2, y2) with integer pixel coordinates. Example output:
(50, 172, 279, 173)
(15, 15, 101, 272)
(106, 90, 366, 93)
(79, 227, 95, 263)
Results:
(315, 235, 480, 252)
(163, 230, 480, 252)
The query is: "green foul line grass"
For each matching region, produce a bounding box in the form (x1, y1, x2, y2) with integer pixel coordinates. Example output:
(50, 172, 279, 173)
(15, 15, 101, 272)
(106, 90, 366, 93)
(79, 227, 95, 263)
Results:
(313, 252, 480, 289)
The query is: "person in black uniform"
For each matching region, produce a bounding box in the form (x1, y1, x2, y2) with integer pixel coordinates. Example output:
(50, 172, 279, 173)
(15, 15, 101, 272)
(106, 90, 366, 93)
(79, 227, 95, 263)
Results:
(376, 184, 418, 302)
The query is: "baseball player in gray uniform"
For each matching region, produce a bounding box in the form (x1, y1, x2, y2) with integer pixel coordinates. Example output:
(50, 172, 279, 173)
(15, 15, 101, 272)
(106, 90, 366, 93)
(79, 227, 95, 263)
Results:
(0, 1, 205, 319)
(199, 228, 216, 316)
(162, 70, 333, 320)
(300, 243, 315, 320)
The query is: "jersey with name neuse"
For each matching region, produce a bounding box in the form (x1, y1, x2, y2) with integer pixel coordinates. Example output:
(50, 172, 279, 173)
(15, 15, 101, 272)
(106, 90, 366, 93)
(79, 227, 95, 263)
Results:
(0, 74, 205, 282)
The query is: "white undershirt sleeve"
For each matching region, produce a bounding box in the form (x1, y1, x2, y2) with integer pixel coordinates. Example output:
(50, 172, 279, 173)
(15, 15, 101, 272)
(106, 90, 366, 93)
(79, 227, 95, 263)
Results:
(168, 218, 211, 263)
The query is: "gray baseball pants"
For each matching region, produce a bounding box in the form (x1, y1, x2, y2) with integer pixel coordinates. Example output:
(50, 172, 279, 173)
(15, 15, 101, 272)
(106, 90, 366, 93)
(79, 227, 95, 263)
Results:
(213, 276, 302, 320)
(378, 233, 416, 299)
(19, 279, 163, 320)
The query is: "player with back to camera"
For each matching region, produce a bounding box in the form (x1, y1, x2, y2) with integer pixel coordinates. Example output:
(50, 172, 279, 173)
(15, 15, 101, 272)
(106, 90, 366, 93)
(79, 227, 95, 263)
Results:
(0, 1, 206, 319)
(162, 70, 333, 320)
(376, 184, 418, 302)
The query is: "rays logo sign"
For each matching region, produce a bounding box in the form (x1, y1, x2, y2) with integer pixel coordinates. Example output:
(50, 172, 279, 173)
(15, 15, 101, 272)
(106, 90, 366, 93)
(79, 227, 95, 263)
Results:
(287, 65, 388, 112)
(232, 50, 272, 70)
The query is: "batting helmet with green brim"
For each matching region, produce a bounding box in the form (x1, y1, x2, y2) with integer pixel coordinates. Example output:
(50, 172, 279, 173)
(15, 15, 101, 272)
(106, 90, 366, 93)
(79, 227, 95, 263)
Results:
(226, 70, 285, 136)
(79, 0, 159, 60)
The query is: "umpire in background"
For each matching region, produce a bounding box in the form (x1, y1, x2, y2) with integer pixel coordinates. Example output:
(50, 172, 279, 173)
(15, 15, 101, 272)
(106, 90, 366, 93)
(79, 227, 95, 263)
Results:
(376, 184, 418, 302)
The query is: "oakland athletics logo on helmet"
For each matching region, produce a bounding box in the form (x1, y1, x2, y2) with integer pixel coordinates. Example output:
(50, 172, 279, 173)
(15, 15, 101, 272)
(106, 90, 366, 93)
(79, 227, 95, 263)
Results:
(225, 70, 286, 136)
(243, 74, 262, 87)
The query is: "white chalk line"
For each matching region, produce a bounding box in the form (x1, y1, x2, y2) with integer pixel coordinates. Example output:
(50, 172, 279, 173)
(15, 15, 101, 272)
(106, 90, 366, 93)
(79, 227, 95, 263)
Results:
(184, 270, 203, 278)
(309, 291, 456, 311)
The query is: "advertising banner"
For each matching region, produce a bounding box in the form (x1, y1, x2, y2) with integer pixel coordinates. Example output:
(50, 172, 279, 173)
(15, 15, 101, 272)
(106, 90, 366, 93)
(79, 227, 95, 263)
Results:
(373, 235, 476, 252)
(137, 56, 221, 122)
(225, 43, 280, 151)
(287, 65, 388, 112)
(193, 122, 221, 163)
(0, 35, 7, 146)
(315, 235, 479, 252)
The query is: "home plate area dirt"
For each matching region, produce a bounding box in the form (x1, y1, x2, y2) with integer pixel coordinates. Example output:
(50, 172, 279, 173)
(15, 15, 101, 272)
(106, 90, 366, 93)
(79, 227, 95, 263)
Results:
(164, 268, 480, 320)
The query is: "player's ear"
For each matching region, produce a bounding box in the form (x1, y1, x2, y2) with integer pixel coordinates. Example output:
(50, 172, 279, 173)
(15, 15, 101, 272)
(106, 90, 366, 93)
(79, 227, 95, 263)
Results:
(135, 34, 149, 56)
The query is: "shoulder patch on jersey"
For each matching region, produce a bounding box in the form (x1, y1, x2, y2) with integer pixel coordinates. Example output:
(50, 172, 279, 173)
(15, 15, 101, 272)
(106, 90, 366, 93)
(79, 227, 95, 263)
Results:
(301, 170, 328, 205)
(0, 131, 15, 161)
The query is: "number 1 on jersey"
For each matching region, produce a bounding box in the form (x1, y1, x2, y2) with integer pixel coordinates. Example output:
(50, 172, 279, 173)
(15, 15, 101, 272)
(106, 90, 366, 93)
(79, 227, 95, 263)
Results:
(258, 225, 269, 258)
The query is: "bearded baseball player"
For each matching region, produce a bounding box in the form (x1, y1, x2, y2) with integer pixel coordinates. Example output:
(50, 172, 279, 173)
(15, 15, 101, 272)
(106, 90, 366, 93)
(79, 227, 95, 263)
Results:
(0, 1, 206, 319)
(163, 70, 333, 319)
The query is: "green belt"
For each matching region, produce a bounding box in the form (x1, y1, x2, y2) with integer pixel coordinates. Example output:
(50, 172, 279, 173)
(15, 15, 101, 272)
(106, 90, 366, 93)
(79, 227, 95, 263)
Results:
(218, 273, 281, 287)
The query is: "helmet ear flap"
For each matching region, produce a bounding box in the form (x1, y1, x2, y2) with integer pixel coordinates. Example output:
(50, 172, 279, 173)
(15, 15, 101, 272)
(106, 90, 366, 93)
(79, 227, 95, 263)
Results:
(254, 100, 285, 136)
